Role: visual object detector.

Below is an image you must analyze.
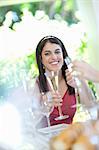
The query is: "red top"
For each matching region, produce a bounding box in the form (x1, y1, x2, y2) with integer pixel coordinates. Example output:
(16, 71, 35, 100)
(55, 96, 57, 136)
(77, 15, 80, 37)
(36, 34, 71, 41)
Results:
(49, 90, 76, 126)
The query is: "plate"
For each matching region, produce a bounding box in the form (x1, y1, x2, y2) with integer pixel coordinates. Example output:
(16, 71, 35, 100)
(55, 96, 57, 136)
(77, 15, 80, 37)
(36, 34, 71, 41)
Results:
(37, 123, 68, 134)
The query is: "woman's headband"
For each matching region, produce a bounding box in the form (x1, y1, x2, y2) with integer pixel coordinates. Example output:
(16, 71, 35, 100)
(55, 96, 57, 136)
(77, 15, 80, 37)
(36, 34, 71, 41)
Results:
(40, 35, 57, 43)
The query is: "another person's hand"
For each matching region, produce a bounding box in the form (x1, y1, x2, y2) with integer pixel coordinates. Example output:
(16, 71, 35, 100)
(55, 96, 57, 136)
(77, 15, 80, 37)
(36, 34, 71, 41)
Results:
(72, 60, 99, 82)
(65, 69, 77, 88)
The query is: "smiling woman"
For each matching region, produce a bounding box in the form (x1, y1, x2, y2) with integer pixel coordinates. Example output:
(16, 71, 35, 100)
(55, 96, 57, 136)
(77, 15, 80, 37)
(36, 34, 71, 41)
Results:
(31, 35, 76, 128)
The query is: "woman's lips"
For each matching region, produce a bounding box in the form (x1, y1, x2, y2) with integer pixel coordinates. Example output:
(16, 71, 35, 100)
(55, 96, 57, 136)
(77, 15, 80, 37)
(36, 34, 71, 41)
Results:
(50, 61, 59, 65)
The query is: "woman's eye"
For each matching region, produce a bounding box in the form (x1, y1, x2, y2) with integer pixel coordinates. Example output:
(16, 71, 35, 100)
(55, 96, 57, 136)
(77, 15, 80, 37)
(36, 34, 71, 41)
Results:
(55, 50, 61, 54)
(44, 52, 50, 56)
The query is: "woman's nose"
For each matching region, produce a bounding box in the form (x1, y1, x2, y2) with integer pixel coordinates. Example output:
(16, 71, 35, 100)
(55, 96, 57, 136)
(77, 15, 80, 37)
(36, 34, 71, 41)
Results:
(51, 53, 57, 59)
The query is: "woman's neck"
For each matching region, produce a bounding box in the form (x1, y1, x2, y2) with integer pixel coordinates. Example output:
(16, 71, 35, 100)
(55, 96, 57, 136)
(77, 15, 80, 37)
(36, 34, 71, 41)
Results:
(58, 70, 63, 82)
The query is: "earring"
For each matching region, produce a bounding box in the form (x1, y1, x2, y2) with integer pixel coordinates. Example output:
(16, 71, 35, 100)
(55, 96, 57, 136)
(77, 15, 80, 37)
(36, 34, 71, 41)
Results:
(43, 65, 45, 70)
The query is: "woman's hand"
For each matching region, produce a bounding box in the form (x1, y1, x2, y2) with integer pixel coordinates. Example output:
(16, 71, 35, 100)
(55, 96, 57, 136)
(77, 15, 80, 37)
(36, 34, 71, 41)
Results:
(46, 91, 62, 107)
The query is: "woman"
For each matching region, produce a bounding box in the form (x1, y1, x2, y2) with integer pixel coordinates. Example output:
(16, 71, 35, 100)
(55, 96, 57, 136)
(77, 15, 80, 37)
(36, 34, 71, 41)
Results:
(32, 35, 76, 127)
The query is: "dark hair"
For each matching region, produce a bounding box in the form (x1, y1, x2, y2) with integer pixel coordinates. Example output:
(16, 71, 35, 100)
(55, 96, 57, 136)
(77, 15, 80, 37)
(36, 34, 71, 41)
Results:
(36, 35, 75, 95)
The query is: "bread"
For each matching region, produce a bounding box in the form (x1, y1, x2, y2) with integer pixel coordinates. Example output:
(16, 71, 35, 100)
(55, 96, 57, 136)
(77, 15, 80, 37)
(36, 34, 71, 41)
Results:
(72, 134, 95, 150)
(50, 121, 99, 150)
(50, 122, 84, 150)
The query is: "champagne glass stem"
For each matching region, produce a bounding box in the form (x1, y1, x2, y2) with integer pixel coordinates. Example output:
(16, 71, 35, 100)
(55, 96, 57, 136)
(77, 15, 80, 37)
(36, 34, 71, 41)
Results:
(46, 115, 50, 127)
(58, 106, 63, 116)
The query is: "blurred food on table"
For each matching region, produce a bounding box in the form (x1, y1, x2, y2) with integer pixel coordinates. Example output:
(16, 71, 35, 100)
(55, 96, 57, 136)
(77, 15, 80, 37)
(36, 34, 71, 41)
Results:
(50, 121, 99, 150)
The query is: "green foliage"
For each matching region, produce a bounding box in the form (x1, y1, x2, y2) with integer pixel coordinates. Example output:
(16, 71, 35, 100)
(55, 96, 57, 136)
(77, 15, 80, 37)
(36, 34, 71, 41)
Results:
(26, 52, 38, 78)
(0, 51, 38, 100)
(75, 34, 97, 97)
(0, 0, 78, 26)
(76, 33, 88, 58)
(88, 81, 97, 98)
(79, 40, 87, 55)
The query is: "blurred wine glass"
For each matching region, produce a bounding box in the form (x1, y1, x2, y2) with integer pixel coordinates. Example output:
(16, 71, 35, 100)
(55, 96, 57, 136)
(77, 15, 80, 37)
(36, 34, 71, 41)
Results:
(29, 92, 54, 128)
(45, 71, 69, 121)
(29, 106, 43, 132)
(40, 92, 54, 127)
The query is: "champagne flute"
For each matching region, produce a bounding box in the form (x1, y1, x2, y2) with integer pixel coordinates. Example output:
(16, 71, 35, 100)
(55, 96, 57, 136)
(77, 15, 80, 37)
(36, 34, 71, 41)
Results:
(45, 70, 69, 121)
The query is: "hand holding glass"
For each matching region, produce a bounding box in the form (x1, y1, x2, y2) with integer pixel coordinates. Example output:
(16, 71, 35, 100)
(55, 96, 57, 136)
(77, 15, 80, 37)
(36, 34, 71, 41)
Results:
(45, 71, 69, 121)
(65, 56, 99, 121)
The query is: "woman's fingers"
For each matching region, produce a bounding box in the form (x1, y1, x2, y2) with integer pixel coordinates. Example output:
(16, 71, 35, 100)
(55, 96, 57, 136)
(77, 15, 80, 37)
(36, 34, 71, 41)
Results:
(48, 91, 62, 107)
(49, 101, 62, 107)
